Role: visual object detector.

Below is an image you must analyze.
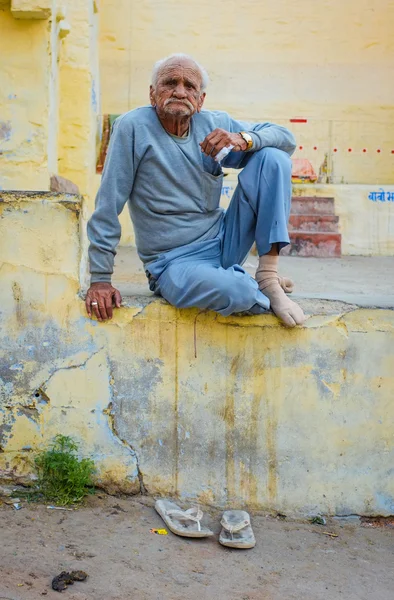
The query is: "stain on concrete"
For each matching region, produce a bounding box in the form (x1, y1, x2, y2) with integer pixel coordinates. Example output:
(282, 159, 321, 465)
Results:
(224, 346, 237, 501)
(12, 281, 24, 326)
(247, 387, 261, 507)
(0, 121, 12, 141)
(16, 404, 40, 423)
(265, 395, 278, 503)
(0, 419, 15, 448)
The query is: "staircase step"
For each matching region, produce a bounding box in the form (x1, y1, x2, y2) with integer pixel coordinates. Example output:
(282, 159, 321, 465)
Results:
(282, 232, 342, 258)
(291, 196, 335, 215)
(289, 214, 339, 233)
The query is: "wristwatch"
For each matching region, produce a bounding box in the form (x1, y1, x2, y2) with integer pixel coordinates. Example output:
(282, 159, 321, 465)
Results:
(239, 131, 254, 151)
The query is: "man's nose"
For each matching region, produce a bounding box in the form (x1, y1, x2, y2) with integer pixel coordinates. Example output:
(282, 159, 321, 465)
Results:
(173, 83, 187, 98)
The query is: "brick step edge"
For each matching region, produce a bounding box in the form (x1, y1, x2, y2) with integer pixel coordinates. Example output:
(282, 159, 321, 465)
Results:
(289, 214, 339, 233)
(291, 196, 335, 215)
(283, 232, 342, 258)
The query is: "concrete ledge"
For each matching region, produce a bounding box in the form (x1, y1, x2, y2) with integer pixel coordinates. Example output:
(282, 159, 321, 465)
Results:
(1, 292, 393, 515)
(11, 0, 51, 19)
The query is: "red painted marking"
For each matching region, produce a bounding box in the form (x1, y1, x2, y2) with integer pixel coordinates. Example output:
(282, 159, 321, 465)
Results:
(377, 149, 381, 153)
(348, 148, 352, 152)
(392, 150, 394, 154)
(363, 149, 367, 152)
(299, 145, 303, 150)
(313, 146, 317, 150)
(290, 118, 308, 123)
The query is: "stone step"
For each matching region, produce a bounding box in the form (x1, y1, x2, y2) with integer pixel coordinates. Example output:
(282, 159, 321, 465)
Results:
(282, 231, 342, 258)
(291, 196, 335, 215)
(288, 214, 339, 233)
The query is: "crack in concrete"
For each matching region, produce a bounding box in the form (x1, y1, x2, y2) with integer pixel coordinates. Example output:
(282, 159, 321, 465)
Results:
(0, 261, 78, 280)
(38, 347, 105, 392)
(103, 400, 146, 495)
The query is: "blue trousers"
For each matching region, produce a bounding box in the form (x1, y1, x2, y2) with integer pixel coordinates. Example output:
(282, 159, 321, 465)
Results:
(147, 148, 292, 317)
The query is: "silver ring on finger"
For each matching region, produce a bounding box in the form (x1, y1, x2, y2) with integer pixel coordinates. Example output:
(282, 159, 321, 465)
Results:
(91, 301, 98, 306)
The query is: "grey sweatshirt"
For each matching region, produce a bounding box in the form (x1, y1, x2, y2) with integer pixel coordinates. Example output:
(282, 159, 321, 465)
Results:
(87, 106, 296, 283)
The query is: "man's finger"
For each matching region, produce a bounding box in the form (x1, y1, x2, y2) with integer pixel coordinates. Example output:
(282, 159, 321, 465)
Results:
(210, 137, 231, 158)
(204, 133, 222, 155)
(105, 296, 113, 320)
(85, 295, 92, 317)
(202, 132, 226, 156)
(200, 129, 220, 153)
(114, 290, 122, 308)
(91, 301, 102, 321)
(98, 302, 108, 321)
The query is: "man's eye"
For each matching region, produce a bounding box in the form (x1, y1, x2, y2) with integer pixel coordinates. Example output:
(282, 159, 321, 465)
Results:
(186, 83, 195, 89)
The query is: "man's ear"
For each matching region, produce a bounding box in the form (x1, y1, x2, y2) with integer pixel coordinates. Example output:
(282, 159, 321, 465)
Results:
(197, 92, 206, 113)
(149, 85, 156, 107)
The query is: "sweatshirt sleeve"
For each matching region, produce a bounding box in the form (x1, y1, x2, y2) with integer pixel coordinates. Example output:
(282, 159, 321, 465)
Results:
(87, 116, 138, 284)
(219, 113, 296, 169)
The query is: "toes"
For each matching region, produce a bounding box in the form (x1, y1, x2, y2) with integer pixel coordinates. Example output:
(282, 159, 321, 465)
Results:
(278, 311, 297, 327)
(272, 303, 305, 327)
(289, 304, 306, 326)
(278, 276, 294, 294)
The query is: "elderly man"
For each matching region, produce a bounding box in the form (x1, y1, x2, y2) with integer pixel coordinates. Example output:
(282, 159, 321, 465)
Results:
(86, 54, 305, 327)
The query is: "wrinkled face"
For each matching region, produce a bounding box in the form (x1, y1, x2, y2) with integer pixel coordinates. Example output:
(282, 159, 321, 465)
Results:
(150, 59, 206, 119)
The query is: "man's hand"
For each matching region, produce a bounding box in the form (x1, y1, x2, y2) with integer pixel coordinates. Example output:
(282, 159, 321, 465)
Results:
(85, 282, 122, 321)
(200, 129, 247, 159)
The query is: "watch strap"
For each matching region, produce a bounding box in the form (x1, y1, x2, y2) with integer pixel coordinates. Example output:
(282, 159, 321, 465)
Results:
(239, 131, 254, 151)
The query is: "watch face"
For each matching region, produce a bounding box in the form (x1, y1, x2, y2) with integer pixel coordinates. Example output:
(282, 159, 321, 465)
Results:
(241, 132, 252, 149)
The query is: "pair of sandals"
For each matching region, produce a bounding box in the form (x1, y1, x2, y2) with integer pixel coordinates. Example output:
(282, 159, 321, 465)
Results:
(155, 499, 255, 549)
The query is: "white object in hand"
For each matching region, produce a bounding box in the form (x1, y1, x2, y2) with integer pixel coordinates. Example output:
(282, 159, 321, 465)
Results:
(215, 144, 234, 163)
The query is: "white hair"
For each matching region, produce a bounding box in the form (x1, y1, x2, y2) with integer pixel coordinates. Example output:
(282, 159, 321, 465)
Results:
(151, 53, 209, 92)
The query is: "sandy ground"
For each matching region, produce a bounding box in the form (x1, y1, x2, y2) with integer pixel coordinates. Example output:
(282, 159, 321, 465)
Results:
(1, 494, 393, 600)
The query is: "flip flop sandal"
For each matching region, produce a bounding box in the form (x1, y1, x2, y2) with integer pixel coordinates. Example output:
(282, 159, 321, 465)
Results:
(155, 499, 214, 538)
(219, 510, 256, 549)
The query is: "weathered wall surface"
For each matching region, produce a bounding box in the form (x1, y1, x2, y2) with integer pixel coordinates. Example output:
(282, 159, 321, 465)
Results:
(0, 1, 99, 197)
(0, 192, 140, 493)
(1, 192, 394, 515)
(57, 0, 100, 198)
(0, 6, 51, 190)
(99, 0, 394, 184)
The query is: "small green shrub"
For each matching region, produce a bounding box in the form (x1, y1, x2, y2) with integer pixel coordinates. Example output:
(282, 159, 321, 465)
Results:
(34, 435, 96, 505)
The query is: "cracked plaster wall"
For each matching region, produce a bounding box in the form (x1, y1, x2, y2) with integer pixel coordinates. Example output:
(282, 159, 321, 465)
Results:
(1, 192, 394, 514)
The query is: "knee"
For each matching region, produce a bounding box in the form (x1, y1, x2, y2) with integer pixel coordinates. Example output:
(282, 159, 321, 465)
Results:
(219, 273, 258, 314)
(255, 147, 292, 175)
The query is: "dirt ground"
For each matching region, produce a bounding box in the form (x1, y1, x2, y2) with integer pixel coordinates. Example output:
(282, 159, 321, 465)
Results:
(1, 494, 393, 600)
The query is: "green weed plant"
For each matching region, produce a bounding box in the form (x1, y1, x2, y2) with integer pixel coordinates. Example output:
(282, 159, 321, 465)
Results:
(34, 435, 96, 505)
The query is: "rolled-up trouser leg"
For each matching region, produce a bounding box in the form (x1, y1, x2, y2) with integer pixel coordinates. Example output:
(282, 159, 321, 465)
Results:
(221, 147, 292, 268)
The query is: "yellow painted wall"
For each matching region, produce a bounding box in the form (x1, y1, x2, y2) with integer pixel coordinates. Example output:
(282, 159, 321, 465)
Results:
(0, 7, 51, 190)
(0, 1, 99, 198)
(99, 0, 394, 184)
(57, 0, 100, 198)
(1, 191, 394, 515)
